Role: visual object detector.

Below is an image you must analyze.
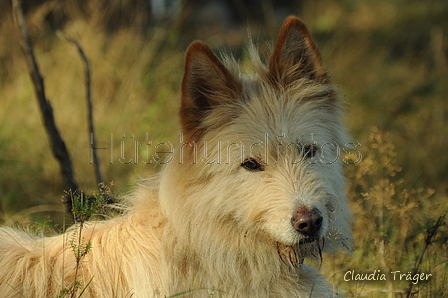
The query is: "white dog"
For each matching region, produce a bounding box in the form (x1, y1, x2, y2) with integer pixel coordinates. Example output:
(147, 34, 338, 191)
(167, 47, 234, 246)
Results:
(0, 16, 352, 297)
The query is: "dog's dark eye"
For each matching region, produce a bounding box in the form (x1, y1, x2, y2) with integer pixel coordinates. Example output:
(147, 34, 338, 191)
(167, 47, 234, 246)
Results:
(302, 145, 317, 159)
(241, 158, 264, 171)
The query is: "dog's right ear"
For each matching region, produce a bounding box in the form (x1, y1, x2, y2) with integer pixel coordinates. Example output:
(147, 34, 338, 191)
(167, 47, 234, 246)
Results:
(180, 41, 241, 141)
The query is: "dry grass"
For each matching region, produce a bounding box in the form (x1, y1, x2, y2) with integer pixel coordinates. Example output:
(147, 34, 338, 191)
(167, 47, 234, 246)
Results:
(0, 0, 447, 296)
(329, 127, 448, 297)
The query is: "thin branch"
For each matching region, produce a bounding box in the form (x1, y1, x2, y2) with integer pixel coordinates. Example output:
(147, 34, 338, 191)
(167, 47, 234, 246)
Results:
(12, 0, 79, 207)
(405, 214, 445, 298)
(66, 37, 104, 192)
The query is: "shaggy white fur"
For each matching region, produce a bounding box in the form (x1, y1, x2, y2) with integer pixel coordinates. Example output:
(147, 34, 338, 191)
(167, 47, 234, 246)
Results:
(0, 17, 352, 297)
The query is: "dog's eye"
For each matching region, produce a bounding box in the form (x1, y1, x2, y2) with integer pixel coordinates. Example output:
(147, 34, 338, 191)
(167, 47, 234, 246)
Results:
(302, 145, 317, 159)
(241, 158, 264, 171)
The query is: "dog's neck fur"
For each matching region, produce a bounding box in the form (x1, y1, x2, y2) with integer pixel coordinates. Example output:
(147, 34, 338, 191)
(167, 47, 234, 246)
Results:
(157, 203, 329, 297)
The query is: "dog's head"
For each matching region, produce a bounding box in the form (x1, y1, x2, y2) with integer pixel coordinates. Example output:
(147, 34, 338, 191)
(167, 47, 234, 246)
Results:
(161, 17, 352, 261)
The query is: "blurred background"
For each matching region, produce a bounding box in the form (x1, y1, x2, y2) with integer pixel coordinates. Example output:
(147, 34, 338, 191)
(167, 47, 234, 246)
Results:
(0, 0, 447, 296)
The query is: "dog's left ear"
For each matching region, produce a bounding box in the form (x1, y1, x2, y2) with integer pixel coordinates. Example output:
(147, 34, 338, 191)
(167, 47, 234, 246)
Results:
(268, 17, 329, 86)
(181, 41, 241, 141)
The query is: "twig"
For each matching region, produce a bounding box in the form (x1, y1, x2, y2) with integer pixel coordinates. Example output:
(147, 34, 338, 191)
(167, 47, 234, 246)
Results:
(12, 0, 79, 208)
(66, 38, 104, 192)
(405, 214, 445, 297)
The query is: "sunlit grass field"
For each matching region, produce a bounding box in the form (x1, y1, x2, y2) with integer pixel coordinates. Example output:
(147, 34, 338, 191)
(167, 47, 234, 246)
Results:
(1, 0, 447, 296)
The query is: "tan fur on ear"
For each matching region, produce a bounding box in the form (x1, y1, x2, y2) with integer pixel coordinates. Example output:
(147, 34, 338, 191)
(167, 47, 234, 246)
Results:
(268, 17, 329, 86)
(180, 41, 241, 142)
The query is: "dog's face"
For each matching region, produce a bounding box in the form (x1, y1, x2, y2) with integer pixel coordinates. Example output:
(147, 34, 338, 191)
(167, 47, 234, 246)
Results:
(161, 17, 352, 259)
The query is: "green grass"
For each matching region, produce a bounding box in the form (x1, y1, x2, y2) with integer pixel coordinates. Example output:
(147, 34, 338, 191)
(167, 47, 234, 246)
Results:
(0, 0, 447, 296)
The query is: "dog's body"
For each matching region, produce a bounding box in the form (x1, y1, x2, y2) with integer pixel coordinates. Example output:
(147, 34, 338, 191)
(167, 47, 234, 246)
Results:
(0, 17, 352, 297)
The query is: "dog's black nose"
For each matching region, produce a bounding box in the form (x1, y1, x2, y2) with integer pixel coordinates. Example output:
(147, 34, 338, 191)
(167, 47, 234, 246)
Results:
(292, 207, 323, 236)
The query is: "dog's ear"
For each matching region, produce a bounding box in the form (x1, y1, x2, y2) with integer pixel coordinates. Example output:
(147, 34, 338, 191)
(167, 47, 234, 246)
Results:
(268, 17, 329, 86)
(181, 41, 241, 140)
